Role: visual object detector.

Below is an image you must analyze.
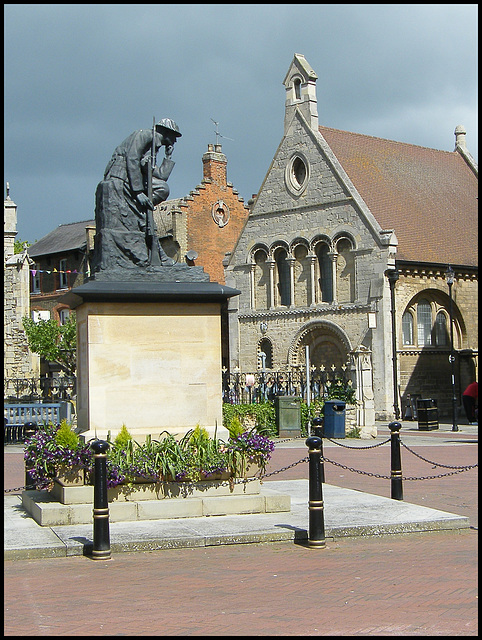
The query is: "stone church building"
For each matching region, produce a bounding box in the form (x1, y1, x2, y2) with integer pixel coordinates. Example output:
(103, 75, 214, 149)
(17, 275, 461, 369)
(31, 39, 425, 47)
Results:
(224, 54, 478, 429)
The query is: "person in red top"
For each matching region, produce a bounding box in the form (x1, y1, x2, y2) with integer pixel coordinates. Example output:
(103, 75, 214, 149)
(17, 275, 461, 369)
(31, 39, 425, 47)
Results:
(462, 381, 478, 424)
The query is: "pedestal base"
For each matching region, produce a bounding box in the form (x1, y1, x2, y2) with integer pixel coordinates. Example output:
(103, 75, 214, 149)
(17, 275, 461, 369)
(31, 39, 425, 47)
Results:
(62, 280, 239, 441)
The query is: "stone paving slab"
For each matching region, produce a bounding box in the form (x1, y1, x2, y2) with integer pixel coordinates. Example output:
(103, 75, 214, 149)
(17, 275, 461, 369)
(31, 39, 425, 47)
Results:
(4, 479, 469, 560)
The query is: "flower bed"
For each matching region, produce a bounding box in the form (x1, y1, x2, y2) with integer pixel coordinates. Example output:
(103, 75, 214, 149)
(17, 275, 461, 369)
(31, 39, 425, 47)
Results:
(24, 421, 275, 490)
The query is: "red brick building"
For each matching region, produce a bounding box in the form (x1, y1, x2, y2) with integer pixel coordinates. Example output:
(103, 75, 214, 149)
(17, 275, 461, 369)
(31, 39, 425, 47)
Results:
(154, 144, 250, 284)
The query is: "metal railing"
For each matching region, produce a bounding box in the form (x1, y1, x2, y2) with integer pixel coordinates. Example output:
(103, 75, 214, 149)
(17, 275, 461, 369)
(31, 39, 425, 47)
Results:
(4, 375, 76, 404)
(222, 366, 354, 404)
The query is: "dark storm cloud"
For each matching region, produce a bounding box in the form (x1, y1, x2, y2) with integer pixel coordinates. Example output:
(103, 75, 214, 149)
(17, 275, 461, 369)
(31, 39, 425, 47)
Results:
(4, 4, 478, 242)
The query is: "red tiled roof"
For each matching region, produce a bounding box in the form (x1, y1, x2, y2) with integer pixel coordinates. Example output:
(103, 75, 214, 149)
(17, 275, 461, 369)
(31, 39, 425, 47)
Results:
(319, 126, 478, 267)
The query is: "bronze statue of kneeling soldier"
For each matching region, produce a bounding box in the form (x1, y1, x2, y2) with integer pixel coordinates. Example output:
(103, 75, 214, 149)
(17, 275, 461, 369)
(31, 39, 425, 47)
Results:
(92, 118, 182, 274)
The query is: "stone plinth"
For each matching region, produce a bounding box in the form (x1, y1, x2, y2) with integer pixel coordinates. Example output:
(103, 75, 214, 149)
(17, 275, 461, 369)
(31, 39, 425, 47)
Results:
(62, 280, 239, 441)
(21, 481, 291, 527)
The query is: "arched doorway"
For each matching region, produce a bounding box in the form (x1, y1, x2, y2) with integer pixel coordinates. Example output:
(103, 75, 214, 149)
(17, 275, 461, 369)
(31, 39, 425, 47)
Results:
(288, 320, 352, 371)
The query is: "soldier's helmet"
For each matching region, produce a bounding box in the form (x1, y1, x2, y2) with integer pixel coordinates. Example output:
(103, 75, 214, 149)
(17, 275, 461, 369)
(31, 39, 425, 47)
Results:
(156, 118, 182, 137)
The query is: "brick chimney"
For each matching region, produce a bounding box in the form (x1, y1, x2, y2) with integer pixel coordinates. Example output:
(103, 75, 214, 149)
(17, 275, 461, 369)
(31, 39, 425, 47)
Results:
(202, 144, 227, 186)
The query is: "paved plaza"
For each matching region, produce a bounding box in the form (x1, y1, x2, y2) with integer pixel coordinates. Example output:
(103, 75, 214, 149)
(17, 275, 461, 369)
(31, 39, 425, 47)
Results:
(4, 421, 478, 636)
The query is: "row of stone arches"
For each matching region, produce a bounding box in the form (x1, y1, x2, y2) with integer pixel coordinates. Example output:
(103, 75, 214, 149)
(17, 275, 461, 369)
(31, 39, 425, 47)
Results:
(249, 234, 356, 310)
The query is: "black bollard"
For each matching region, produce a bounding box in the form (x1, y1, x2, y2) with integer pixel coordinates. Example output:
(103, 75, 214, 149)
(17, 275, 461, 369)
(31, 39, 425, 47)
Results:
(90, 439, 111, 560)
(388, 421, 403, 500)
(311, 416, 325, 483)
(305, 436, 326, 548)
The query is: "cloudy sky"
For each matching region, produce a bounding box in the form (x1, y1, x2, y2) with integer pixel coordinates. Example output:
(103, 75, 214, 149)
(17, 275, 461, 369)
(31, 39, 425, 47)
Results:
(4, 4, 478, 243)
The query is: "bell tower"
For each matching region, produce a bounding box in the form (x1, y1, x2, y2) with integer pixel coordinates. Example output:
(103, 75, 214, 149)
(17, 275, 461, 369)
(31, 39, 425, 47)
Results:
(283, 53, 318, 135)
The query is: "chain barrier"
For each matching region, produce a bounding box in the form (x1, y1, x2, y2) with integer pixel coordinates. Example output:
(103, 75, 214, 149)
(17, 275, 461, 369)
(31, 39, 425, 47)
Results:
(258, 455, 309, 480)
(325, 437, 391, 450)
(322, 434, 477, 481)
(400, 440, 478, 470)
(4, 432, 477, 493)
(4, 484, 36, 494)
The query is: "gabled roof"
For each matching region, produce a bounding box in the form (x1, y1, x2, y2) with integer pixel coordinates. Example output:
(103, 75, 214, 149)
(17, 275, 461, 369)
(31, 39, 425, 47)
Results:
(319, 126, 478, 267)
(27, 220, 95, 258)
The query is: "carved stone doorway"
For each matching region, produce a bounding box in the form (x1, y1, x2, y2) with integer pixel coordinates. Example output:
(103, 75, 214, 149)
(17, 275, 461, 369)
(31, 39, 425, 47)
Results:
(288, 320, 352, 371)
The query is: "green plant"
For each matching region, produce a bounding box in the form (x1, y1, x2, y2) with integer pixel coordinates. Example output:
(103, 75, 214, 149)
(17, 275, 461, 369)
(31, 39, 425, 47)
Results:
(226, 428, 275, 477)
(177, 426, 229, 481)
(22, 314, 77, 376)
(226, 415, 244, 439)
(301, 397, 325, 435)
(113, 424, 133, 449)
(24, 422, 91, 489)
(14, 238, 32, 254)
(154, 432, 187, 480)
(223, 402, 276, 436)
(54, 419, 80, 450)
(346, 426, 361, 438)
(324, 377, 356, 404)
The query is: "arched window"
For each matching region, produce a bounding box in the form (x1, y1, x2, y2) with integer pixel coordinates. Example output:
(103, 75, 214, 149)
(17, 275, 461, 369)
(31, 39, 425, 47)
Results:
(403, 296, 461, 350)
(402, 311, 414, 345)
(294, 78, 301, 101)
(253, 249, 269, 310)
(315, 244, 333, 302)
(417, 299, 432, 346)
(258, 338, 273, 370)
(336, 238, 355, 303)
(293, 244, 310, 307)
(435, 311, 448, 346)
(274, 248, 290, 307)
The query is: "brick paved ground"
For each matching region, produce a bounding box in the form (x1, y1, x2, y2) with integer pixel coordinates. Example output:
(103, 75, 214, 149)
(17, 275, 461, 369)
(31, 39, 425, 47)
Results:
(4, 434, 478, 636)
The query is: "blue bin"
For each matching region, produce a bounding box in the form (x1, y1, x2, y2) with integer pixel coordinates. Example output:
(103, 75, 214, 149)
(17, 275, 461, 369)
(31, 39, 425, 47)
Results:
(323, 400, 346, 438)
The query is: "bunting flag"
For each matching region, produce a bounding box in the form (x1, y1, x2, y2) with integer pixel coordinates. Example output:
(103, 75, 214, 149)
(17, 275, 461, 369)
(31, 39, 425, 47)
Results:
(30, 269, 78, 274)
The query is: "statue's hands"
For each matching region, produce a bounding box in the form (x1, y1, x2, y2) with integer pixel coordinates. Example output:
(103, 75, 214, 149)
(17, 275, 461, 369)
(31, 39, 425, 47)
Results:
(136, 192, 154, 210)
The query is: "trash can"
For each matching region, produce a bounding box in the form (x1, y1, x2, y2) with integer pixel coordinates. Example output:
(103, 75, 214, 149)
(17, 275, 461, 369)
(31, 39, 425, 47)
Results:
(275, 396, 301, 438)
(323, 400, 346, 438)
(417, 398, 439, 430)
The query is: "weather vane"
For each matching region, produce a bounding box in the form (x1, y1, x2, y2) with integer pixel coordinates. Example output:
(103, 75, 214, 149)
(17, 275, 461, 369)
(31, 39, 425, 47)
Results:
(210, 118, 234, 145)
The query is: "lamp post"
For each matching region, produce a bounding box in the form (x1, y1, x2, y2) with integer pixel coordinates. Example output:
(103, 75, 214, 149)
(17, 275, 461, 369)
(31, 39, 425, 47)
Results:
(445, 265, 458, 432)
(385, 268, 400, 420)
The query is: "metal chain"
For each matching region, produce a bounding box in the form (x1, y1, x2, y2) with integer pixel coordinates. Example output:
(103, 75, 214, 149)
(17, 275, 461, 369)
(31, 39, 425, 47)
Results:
(401, 468, 475, 481)
(321, 455, 391, 479)
(325, 437, 391, 449)
(4, 484, 36, 494)
(400, 441, 478, 470)
(258, 456, 309, 480)
(321, 455, 477, 481)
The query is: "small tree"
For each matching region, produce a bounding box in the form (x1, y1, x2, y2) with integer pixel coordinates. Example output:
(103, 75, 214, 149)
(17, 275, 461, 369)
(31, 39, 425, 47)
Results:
(14, 239, 32, 254)
(22, 315, 77, 376)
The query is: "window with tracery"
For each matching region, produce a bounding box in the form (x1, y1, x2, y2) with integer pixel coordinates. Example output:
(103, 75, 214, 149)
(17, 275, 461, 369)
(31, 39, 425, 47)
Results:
(417, 299, 432, 346)
(402, 297, 457, 349)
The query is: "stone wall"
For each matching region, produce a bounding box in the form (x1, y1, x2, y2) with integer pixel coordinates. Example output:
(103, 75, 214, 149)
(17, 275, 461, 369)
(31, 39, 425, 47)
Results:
(4, 194, 38, 380)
